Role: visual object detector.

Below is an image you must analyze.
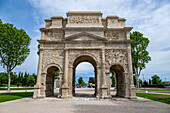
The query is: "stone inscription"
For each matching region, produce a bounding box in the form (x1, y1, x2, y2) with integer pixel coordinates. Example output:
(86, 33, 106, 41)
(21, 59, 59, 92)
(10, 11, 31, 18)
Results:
(69, 16, 99, 24)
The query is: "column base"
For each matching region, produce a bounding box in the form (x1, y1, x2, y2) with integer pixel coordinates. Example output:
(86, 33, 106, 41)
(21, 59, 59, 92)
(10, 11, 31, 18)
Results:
(101, 87, 108, 99)
(60, 87, 72, 98)
(129, 85, 137, 99)
(33, 84, 44, 98)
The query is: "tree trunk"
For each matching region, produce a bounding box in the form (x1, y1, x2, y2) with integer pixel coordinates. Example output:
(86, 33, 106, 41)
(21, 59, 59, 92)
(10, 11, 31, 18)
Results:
(136, 75, 139, 89)
(7, 71, 11, 92)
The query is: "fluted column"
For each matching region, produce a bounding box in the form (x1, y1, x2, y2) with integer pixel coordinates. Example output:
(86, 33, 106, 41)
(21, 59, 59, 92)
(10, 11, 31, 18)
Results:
(102, 49, 107, 87)
(101, 49, 108, 98)
(96, 66, 101, 98)
(63, 49, 68, 87)
(61, 49, 69, 98)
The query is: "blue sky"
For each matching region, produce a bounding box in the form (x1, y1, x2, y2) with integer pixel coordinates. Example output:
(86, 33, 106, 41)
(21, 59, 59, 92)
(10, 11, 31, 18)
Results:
(0, 0, 170, 81)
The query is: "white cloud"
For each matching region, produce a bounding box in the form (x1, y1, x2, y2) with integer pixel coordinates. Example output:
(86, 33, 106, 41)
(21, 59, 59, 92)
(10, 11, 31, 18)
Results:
(27, 0, 170, 80)
(76, 62, 94, 72)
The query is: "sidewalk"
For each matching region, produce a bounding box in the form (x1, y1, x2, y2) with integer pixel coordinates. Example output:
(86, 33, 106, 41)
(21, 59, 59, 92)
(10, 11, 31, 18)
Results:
(0, 90, 33, 94)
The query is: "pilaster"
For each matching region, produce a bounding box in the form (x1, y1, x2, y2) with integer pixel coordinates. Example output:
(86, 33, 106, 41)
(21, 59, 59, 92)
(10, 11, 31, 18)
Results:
(101, 49, 108, 98)
(127, 44, 136, 99)
(33, 49, 43, 98)
(61, 49, 69, 98)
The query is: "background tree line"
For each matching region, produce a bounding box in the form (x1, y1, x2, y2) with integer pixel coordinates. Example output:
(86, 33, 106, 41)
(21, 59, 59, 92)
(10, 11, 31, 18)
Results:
(0, 72, 37, 87)
(133, 75, 169, 88)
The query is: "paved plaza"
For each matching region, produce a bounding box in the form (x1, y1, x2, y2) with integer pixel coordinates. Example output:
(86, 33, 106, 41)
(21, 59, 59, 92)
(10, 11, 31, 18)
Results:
(0, 97, 169, 113)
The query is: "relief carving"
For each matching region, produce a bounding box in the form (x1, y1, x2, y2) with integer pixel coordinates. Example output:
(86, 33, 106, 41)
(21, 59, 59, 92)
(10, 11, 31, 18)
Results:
(69, 16, 99, 24)
(105, 49, 128, 72)
(105, 31, 119, 40)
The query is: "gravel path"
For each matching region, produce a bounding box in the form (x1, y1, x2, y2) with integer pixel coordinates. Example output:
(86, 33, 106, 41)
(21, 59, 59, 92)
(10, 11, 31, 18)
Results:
(0, 97, 169, 113)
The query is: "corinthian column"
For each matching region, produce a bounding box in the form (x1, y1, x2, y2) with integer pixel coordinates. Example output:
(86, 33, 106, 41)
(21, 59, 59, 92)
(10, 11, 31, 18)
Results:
(102, 49, 107, 87)
(63, 49, 68, 87)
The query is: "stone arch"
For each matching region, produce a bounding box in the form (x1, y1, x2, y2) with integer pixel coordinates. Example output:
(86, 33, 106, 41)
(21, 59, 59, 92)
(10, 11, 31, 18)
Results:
(71, 55, 98, 97)
(43, 63, 62, 97)
(69, 52, 100, 68)
(43, 63, 63, 74)
(110, 64, 126, 97)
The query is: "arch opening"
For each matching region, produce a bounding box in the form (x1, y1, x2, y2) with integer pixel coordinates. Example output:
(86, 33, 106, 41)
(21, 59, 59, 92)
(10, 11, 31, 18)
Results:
(110, 65, 125, 97)
(46, 66, 60, 97)
(72, 55, 97, 97)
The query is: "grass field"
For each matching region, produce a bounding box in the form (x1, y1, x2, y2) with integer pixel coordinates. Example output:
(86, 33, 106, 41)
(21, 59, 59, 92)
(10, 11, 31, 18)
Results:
(0, 92, 33, 103)
(0, 88, 34, 90)
(136, 93, 170, 104)
(139, 89, 170, 92)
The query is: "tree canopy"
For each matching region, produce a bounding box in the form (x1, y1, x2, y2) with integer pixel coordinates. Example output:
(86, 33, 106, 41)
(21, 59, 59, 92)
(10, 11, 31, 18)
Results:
(78, 77, 86, 86)
(151, 75, 162, 86)
(130, 31, 151, 88)
(88, 77, 95, 84)
(0, 19, 31, 91)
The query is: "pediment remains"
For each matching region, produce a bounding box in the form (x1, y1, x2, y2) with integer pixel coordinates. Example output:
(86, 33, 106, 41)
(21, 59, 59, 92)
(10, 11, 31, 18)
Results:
(64, 32, 107, 41)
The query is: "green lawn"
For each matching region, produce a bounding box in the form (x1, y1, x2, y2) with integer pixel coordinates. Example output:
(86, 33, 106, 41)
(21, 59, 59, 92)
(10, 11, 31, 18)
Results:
(136, 93, 170, 104)
(0, 88, 34, 90)
(0, 92, 33, 103)
(139, 89, 170, 92)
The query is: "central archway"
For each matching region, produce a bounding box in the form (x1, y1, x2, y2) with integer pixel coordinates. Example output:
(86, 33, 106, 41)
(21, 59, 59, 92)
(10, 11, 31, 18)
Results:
(72, 55, 97, 97)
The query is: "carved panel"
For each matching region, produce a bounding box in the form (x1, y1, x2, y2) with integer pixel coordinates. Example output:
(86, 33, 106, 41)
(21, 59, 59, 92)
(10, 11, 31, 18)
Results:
(45, 31, 63, 41)
(105, 31, 119, 40)
(105, 49, 128, 72)
(69, 16, 99, 24)
(42, 50, 64, 70)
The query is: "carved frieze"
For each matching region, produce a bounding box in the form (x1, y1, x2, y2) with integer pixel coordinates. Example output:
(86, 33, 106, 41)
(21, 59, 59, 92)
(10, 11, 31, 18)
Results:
(105, 49, 128, 72)
(69, 16, 99, 24)
(105, 31, 119, 40)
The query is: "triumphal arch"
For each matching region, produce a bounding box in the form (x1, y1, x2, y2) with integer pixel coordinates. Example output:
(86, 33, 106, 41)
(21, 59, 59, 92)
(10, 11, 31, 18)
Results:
(33, 12, 136, 99)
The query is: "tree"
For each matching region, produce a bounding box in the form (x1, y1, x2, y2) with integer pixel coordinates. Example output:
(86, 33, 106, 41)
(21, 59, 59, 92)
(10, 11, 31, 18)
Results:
(151, 75, 162, 86)
(139, 79, 142, 87)
(133, 75, 137, 86)
(11, 72, 17, 85)
(110, 70, 115, 86)
(0, 72, 8, 86)
(149, 79, 152, 85)
(55, 70, 60, 79)
(130, 31, 151, 88)
(78, 77, 85, 86)
(26, 76, 35, 86)
(37, 44, 40, 55)
(23, 72, 28, 86)
(32, 73, 37, 83)
(88, 77, 95, 84)
(0, 19, 31, 91)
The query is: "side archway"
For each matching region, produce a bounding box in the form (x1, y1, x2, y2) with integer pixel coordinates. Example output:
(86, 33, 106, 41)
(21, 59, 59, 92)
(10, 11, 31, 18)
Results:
(110, 64, 126, 97)
(43, 63, 62, 97)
